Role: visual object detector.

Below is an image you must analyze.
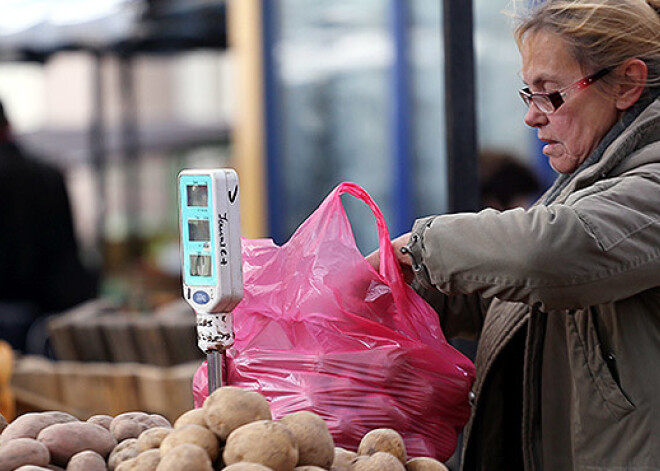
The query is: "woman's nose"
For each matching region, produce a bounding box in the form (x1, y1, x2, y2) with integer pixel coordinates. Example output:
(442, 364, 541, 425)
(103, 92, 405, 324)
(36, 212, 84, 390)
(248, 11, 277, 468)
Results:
(524, 102, 548, 128)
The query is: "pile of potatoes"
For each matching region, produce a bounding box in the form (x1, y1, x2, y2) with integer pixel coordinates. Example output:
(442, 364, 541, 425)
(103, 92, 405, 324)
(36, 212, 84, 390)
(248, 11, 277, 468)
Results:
(0, 386, 449, 471)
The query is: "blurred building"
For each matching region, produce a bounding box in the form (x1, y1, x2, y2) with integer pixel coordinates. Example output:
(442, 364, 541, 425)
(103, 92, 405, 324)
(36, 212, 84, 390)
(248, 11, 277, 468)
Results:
(0, 0, 540, 300)
(0, 0, 232, 306)
(265, 0, 533, 252)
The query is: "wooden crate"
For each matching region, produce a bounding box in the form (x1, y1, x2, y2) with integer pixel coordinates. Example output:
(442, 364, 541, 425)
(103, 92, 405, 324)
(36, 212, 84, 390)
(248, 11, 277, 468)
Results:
(135, 362, 199, 421)
(47, 299, 203, 366)
(11, 356, 199, 423)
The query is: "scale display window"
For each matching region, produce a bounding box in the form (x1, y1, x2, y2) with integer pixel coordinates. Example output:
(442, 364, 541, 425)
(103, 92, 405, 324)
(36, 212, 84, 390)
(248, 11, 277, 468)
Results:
(187, 184, 208, 207)
(190, 254, 212, 277)
(180, 174, 218, 286)
(188, 219, 210, 241)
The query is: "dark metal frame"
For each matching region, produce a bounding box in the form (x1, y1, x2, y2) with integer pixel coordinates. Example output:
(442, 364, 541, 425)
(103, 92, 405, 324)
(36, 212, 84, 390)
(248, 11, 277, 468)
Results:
(443, 0, 479, 213)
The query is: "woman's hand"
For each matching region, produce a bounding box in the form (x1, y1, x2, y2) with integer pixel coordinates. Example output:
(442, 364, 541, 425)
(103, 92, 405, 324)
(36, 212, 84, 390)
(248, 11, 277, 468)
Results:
(366, 232, 415, 284)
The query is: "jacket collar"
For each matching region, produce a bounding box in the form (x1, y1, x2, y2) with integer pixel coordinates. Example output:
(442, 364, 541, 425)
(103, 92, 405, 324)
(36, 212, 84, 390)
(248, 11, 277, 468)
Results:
(607, 98, 660, 175)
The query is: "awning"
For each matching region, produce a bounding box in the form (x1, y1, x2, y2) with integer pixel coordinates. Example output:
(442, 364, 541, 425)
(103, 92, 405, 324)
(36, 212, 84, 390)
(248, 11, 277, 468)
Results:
(0, 0, 227, 62)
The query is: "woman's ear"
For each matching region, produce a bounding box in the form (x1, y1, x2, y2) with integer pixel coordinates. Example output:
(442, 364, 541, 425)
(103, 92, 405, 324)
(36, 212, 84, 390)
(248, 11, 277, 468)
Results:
(616, 58, 648, 111)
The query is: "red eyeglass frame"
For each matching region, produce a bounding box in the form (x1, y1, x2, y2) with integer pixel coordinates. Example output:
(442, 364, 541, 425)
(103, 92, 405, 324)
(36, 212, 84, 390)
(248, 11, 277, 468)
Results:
(519, 67, 612, 113)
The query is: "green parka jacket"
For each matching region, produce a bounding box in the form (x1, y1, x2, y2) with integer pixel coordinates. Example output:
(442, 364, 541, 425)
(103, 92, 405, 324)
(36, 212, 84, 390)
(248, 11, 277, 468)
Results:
(407, 95, 660, 471)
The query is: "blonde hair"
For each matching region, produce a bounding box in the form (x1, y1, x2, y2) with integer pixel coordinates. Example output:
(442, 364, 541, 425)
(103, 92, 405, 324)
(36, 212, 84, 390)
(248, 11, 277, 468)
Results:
(513, 0, 660, 89)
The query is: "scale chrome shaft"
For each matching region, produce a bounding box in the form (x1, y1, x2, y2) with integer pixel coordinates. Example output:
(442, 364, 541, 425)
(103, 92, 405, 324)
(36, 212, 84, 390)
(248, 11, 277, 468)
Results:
(207, 350, 225, 393)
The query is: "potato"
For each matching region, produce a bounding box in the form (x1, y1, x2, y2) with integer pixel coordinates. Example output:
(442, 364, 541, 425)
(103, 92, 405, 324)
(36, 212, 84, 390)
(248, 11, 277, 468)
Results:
(86, 415, 114, 431)
(351, 456, 368, 467)
(0, 412, 78, 443)
(156, 443, 213, 471)
(357, 429, 407, 465)
(136, 427, 172, 452)
(352, 452, 405, 471)
(148, 415, 171, 428)
(134, 449, 162, 471)
(0, 437, 50, 471)
(111, 422, 144, 443)
(222, 465, 273, 471)
(13, 466, 61, 471)
(159, 424, 220, 462)
(115, 460, 135, 471)
(330, 447, 357, 471)
(66, 450, 106, 471)
(110, 412, 172, 442)
(294, 467, 326, 470)
(203, 386, 272, 440)
(223, 420, 298, 471)
(37, 421, 117, 466)
(405, 457, 449, 471)
(279, 411, 334, 469)
(135, 449, 162, 471)
(174, 409, 207, 429)
(116, 448, 162, 471)
(108, 438, 140, 470)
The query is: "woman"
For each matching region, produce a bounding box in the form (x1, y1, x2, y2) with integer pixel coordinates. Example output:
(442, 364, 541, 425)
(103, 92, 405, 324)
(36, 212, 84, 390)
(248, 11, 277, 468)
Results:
(368, 1, 660, 469)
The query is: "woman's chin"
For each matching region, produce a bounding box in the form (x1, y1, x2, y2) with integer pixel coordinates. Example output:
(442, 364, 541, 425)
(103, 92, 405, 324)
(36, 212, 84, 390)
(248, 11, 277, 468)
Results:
(547, 151, 580, 174)
(549, 159, 578, 174)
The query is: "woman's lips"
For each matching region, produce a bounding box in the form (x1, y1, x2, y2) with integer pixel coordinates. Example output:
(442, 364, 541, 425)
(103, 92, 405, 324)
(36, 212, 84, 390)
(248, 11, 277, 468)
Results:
(540, 138, 560, 156)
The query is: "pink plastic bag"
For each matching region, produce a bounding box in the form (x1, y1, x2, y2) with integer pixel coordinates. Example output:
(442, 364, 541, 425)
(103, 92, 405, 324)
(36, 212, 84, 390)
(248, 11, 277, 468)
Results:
(192, 182, 475, 460)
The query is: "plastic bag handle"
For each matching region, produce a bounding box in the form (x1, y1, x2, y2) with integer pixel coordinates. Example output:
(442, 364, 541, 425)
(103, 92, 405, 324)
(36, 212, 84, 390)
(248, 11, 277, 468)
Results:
(334, 182, 407, 295)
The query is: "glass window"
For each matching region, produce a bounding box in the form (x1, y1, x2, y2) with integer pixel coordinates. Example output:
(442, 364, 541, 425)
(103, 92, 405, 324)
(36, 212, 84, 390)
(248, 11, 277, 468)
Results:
(271, 1, 530, 250)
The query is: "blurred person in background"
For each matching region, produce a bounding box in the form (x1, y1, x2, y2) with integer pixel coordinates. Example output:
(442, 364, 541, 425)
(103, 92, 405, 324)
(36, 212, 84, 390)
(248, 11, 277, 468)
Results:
(0, 99, 97, 354)
(367, 0, 660, 469)
(479, 150, 542, 211)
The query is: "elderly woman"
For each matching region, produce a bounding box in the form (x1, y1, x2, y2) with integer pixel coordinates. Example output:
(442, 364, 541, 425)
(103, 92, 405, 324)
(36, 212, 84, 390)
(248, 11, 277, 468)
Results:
(368, 0, 660, 469)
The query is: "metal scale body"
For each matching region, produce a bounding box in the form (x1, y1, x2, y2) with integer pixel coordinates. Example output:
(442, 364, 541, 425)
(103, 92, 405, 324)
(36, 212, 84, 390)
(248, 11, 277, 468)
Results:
(178, 169, 243, 394)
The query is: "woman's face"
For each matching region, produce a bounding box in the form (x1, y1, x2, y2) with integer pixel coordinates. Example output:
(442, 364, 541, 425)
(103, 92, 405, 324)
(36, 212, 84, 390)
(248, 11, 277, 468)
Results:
(521, 30, 619, 174)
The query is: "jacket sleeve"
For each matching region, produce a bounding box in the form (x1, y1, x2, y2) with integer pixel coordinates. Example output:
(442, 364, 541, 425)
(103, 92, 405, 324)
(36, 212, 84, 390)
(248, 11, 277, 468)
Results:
(407, 169, 660, 311)
(412, 280, 490, 340)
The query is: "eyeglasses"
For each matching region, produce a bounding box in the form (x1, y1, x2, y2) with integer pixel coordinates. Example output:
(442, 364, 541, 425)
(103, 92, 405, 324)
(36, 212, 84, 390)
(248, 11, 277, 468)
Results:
(518, 67, 612, 113)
